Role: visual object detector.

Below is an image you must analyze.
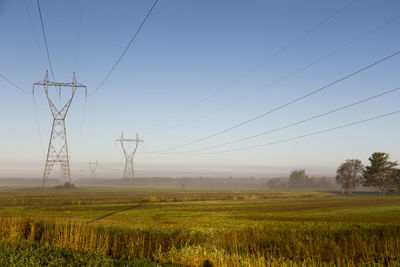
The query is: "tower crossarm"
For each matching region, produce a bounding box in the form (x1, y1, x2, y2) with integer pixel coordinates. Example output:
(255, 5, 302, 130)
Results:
(89, 161, 98, 170)
(33, 71, 87, 96)
(34, 71, 87, 120)
(33, 71, 87, 88)
(33, 81, 87, 88)
(115, 138, 144, 142)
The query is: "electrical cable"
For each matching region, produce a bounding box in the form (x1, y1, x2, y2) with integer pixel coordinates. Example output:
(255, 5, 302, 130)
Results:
(168, 14, 400, 130)
(88, 0, 159, 96)
(149, 49, 400, 153)
(24, 0, 47, 70)
(178, 86, 400, 153)
(36, 0, 55, 81)
(158, 0, 356, 124)
(0, 73, 30, 94)
(186, 109, 400, 155)
(74, 0, 85, 72)
(32, 93, 46, 156)
(74, 0, 87, 164)
(74, 96, 87, 163)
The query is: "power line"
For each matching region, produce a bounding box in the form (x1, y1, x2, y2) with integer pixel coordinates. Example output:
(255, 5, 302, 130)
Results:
(179, 86, 400, 153)
(150, 49, 400, 153)
(2, 0, 47, 95)
(188, 109, 400, 155)
(74, 0, 87, 163)
(75, 96, 88, 163)
(0, 75, 46, 157)
(89, 0, 159, 96)
(4, 0, 47, 159)
(158, 0, 356, 125)
(0, 73, 45, 159)
(32, 93, 45, 156)
(24, 0, 46, 69)
(36, 0, 55, 81)
(74, 0, 85, 72)
(0, 73, 30, 94)
(169, 14, 400, 130)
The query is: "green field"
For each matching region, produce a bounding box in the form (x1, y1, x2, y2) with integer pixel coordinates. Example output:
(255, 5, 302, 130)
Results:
(0, 187, 399, 266)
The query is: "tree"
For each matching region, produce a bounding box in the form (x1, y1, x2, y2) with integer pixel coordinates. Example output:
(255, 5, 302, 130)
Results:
(336, 159, 363, 195)
(394, 169, 400, 195)
(266, 178, 284, 189)
(288, 170, 309, 188)
(362, 152, 398, 195)
(64, 182, 75, 189)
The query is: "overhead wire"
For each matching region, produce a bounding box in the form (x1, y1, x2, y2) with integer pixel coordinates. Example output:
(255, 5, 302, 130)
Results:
(157, 0, 356, 125)
(88, 0, 159, 96)
(74, 0, 87, 164)
(0, 73, 31, 94)
(22, 0, 48, 159)
(168, 14, 400, 130)
(32, 93, 46, 156)
(75, 96, 87, 163)
(149, 49, 400, 153)
(24, 0, 47, 70)
(74, 0, 85, 73)
(189, 109, 400, 155)
(0, 74, 45, 158)
(36, 0, 64, 109)
(177, 86, 400, 153)
(1, 1, 46, 95)
(36, 0, 55, 81)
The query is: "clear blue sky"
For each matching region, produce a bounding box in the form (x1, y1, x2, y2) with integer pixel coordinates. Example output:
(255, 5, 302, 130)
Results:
(1, 0, 399, 179)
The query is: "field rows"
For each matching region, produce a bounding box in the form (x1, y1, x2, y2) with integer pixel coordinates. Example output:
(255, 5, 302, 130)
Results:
(0, 188, 399, 266)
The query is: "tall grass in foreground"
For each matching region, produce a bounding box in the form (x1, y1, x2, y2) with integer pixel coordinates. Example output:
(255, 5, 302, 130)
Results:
(0, 239, 180, 267)
(0, 218, 399, 266)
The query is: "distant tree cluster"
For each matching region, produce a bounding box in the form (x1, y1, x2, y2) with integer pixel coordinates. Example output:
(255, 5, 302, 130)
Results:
(267, 170, 336, 190)
(336, 152, 399, 195)
(266, 152, 399, 195)
(288, 170, 309, 188)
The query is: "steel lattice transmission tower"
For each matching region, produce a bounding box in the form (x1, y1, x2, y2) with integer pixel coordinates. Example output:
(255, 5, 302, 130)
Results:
(116, 133, 144, 179)
(33, 71, 86, 188)
(89, 161, 98, 182)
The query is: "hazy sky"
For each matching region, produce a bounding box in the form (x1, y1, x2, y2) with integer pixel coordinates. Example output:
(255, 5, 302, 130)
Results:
(1, 0, 399, 179)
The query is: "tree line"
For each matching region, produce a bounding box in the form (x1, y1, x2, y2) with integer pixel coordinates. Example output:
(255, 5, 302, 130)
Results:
(336, 152, 399, 195)
(267, 170, 337, 190)
(266, 152, 399, 195)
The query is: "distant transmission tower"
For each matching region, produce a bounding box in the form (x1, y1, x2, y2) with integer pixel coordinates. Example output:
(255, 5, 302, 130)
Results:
(116, 133, 144, 179)
(33, 71, 86, 188)
(89, 161, 98, 182)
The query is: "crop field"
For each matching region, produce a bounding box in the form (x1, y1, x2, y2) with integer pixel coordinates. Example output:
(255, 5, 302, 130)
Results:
(0, 187, 399, 266)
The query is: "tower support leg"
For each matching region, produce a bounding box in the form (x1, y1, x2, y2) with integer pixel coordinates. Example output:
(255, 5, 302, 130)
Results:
(43, 118, 71, 188)
(124, 159, 135, 179)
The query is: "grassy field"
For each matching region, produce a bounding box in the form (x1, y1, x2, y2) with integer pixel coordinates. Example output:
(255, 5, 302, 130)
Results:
(0, 187, 399, 266)
(0, 239, 180, 266)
